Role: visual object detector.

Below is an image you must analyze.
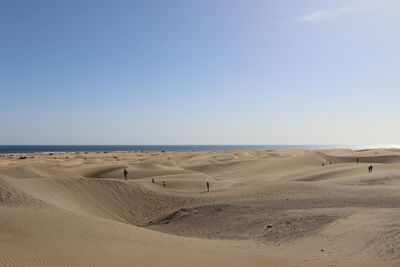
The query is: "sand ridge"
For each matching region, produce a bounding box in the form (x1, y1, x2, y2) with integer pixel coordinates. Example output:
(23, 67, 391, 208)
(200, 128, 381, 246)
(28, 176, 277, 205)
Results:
(1, 149, 400, 266)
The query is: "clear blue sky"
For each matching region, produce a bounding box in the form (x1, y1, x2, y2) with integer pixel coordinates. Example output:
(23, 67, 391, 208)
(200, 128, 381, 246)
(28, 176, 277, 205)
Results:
(1, 0, 399, 145)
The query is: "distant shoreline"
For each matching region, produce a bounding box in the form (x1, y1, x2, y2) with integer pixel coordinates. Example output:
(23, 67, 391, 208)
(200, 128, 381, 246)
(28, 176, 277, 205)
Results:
(0, 145, 399, 155)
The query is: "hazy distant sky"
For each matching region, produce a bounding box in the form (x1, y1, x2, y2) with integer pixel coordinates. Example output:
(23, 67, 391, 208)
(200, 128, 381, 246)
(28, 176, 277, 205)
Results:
(1, 0, 400, 145)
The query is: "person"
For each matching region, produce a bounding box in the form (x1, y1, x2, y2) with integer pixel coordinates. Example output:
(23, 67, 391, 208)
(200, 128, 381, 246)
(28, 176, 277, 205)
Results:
(206, 181, 210, 192)
(123, 168, 128, 180)
(152, 178, 155, 183)
(163, 181, 166, 187)
(356, 158, 359, 164)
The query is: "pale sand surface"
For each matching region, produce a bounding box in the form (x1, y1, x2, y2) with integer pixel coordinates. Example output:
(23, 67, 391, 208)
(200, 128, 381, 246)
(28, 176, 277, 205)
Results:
(1, 149, 400, 266)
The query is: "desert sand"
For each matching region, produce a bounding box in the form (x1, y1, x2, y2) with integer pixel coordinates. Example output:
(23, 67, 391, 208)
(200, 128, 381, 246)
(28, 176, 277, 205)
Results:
(1, 149, 400, 266)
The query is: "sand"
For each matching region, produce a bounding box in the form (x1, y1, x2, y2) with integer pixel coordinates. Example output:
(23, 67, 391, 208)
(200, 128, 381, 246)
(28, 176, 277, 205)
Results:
(1, 149, 400, 266)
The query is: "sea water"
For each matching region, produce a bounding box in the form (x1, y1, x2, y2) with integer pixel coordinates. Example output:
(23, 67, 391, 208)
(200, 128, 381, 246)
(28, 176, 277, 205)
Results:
(0, 145, 397, 154)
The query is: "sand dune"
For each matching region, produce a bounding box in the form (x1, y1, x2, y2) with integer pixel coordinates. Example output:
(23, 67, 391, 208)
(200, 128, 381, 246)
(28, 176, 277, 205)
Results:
(1, 149, 400, 266)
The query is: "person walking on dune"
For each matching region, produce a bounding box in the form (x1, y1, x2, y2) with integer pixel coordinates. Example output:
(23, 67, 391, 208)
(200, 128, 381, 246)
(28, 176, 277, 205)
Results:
(368, 165, 373, 173)
(206, 181, 210, 192)
(123, 168, 128, 180)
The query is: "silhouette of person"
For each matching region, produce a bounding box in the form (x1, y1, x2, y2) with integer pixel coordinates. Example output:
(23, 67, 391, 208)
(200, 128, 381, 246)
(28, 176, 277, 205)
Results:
(152, 178, 155, 183)
(357, 158, 359, 164)
(123, 168, 128, 180)
(206, 181, 210, 192)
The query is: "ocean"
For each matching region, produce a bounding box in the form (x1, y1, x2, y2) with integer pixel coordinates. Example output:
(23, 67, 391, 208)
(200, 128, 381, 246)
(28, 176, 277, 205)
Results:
(0, 145, 397, 154)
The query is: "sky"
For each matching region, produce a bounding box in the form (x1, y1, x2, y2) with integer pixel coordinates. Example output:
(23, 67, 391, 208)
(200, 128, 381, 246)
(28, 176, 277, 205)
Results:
(1, 0, 400, 145)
